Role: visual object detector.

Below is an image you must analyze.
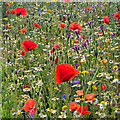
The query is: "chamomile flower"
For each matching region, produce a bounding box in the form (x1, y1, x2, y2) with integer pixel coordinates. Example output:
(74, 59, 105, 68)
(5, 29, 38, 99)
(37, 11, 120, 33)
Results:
(111, 78, 119, 84)
(72, 84, 81, 87)
(106, 74, 113, 79)
(115, 108, 120, 113)
(23, 87, 30, 92)
(51, 97, 59, 101)
(36, 80, 43, 86)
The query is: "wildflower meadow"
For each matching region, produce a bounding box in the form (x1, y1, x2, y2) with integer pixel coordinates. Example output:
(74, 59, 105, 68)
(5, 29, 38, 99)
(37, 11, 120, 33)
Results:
(1, 1, 120, 119)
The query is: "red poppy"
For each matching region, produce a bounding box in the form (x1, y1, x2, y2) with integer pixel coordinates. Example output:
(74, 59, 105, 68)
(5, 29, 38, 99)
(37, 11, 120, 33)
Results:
(29, 107, 37, 114)
(6, 3, 10, 7)
(21, 99, 36, 113)
(21, 28, 27, 33)
(86, 6, 92, 11)
(69, 102, 79, 111)
(50, 44, 60, 53)
(103, 16, 109, 24)
(117, 21, 120, 24)
(11, 10, 15, 14)
(21, 40, 38, 52)
(114, 12, 120, 19)
(75, 40, 78, 43)
(55, 56, 58, 64)
(6, 24, 9, 27)
(6, 10, 10, 14)
(69, 22, 82, 31)
(78, 60, 81, 64)
(62, 16, 66, 19)
(34, 23, 39, 28)
(81, 34, 84, 38)
(15, 7, 27, 16)
(72, 37, 74, 39)
(24, 83, 31, 88)
(55, 63, 79, 84)
(76, 90, 83, 96)
(77, 106, 91, 115)
(101, 85, 106, 89)
(20, 51, 25, 56)
(86, 93, 95, 100)
(59, 23, 65, 28)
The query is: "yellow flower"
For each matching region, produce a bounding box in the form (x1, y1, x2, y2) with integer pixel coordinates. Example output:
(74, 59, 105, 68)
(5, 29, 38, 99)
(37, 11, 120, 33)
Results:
(92, 85, 97, 90)
(81, 70, 89, 74)
(113, 66, 118, 69)
(62, 105, 68, 110)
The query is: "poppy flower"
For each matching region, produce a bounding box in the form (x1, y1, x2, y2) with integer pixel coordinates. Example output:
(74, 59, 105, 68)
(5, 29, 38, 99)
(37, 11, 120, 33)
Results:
(21, 28, 27, 33)
(11, 10, 15, 14)
(55, 56, 58, 64)
(69, 102, 79, 111)
(20, 51, 25, 56)
(34, 23, 39, 28)
(24, 83, 31, 88)
(21, 99, 36, 113)
(76, 90, 83, 96)
(86, 93, 95, 100)
(15, 7, 27, 16)
(50, 44, 60, 53)
(81, 34, 84, 38)
(86, 6, 92, 11)
(6, 3, 10, 7)
(69, 22, 82, 31)
(117, 21, 120, 24)
(101, 85, 106, 89)
(114, 12, 120, 19)
(6, 10, 10, 14)
(77, 106, 91, 115)
(59, 23, 65, 28)
(55, 63, 79, 84)
(103, 16, 109, 24)
(62, 16, 66, 19)
(6, 24, 9, 27)
(75, 40, 78, 43)
(21, 40, 38, 52)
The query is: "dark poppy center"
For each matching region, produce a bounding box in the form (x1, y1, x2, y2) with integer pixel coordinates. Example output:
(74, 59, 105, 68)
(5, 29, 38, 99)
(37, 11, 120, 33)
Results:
(31, 107, 33, 109)
(27, 48, 29, 50)
(73, 27, 77, 30)
(17, 12, 21, 16)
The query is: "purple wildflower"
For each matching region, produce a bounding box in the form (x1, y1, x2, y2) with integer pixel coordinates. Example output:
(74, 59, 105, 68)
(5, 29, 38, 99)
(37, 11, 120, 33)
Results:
(86, 21, 91, 25)
(73, 80, 80, 84)
(67, 34, 71, 38)
(82, 42, 87, 46)
(75, 64, 79, 67)
(100, 26, 103, 31)
(112, 33, 115, 36)
(29, 113, 34, 119)
(73, 29, 79, 34)
(86, 39, 90, 42)
(77, 36, 81, 40)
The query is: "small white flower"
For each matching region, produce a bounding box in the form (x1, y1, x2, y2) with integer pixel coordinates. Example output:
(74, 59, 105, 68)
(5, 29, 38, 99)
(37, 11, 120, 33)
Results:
(23, 88, 30, 92)
(72, 84, 81, 87)
(106, 74, 113, 79)
(51, 97, 59, 101)
(111, 79, 119, 84)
